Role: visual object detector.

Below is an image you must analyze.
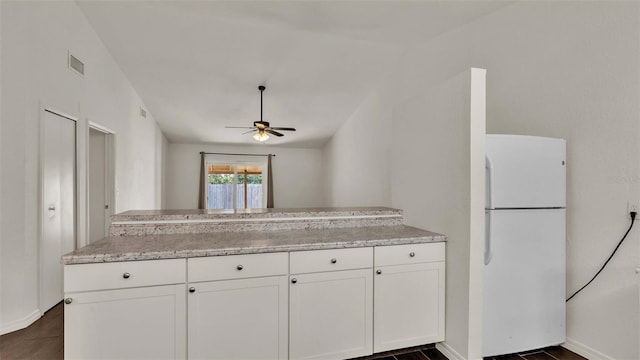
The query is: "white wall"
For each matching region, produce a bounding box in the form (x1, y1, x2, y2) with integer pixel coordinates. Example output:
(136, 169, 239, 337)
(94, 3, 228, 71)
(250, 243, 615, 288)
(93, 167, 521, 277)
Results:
(391, 69, 486, 360)
(167, 143, 325, 209)
(324, 2, 640, 359)
(0, 1, 167, 333)
(322, 82, 392, 207)
(406, 3, 639, 359)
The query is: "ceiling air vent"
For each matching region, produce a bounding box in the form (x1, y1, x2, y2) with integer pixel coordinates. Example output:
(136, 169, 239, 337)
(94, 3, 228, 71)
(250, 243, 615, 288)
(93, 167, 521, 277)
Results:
(68, 52, 84, 76)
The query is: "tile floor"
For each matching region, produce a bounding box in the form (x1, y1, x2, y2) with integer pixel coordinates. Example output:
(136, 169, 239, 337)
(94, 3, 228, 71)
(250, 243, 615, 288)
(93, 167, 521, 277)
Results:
(349, 344, 586, 360)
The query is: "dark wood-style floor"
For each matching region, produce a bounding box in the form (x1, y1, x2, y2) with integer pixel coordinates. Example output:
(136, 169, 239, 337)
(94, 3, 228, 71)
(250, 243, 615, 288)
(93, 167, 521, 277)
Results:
(0, 303, 586, 360)
(349, 344, 586, 360)
(0, 302, 63, 359)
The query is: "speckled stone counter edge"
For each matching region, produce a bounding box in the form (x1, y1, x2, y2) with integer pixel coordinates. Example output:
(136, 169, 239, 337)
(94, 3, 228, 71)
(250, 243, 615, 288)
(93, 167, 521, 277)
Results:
(111, 207, 402, 222)
(109, 217, 403, 236)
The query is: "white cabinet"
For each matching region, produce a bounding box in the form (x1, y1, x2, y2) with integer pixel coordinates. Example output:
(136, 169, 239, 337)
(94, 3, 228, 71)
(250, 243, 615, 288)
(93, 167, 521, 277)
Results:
(64, 259, 187, 360)
(64, 243, 446, 359)
(373, 243, 445, 353)
(188, 276, 288, 359)
(289, 248, 373, 360)
(187, 253, 289, 360)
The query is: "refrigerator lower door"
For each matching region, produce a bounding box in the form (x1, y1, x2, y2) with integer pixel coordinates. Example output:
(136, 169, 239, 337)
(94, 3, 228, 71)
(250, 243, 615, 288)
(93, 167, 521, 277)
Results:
(483, 209, 566, 357)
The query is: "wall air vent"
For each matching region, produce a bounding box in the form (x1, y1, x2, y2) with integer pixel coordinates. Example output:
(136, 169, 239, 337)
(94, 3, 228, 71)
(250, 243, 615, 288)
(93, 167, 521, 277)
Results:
(140, 108, 147, 118)
(68, 52, 85, 76)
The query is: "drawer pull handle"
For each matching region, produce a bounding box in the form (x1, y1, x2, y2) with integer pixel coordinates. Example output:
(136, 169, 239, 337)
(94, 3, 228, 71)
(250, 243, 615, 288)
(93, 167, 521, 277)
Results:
(376, 270, 382, 275)
(237, 265, 244, 271)
(331, 258, 337, 264)
(189, 287, 196, 293)
(123, 273, 131, 279)
(64, 298, 73, 305)
(291, 278, 297, 284)
(409, 252, 416, 257)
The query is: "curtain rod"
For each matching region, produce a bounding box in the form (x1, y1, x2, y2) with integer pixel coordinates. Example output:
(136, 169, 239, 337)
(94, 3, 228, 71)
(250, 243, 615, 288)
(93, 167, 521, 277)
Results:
(200, 152, 275, 157)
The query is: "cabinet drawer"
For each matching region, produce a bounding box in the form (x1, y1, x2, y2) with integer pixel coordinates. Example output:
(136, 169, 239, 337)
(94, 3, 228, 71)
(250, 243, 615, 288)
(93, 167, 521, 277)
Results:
(64, 259, 186, 293)
(290, 247, 373, 274)
(375, 242, 445, 267)
(188, 252, 288, 282)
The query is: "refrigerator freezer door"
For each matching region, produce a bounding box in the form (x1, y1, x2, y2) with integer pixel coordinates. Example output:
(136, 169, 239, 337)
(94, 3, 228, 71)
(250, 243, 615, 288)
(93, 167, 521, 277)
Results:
(486, 135, 566, 209)
(483, 209, 566, 357)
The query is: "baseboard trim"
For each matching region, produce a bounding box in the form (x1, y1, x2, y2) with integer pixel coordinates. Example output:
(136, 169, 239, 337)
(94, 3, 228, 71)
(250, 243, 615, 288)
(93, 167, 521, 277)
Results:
(0, 309, 41, 335)
(436, 341, 467, 360)
(563, 337, 614, 360)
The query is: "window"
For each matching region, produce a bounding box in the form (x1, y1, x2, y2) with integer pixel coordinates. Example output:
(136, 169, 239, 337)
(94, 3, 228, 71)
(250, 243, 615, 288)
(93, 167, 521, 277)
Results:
(205, 160, 266, 209)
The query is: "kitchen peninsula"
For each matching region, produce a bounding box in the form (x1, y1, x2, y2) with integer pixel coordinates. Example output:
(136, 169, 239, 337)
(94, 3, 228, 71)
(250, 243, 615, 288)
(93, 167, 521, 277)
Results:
(62, 207, 446, 360)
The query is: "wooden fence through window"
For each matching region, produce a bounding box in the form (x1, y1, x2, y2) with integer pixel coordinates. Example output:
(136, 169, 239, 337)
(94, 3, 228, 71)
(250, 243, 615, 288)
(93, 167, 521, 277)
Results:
(207, 184, 263, 209)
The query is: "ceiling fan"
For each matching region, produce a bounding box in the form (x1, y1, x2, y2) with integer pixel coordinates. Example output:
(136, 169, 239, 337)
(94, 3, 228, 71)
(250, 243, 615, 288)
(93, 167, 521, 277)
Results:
(225, 85, 296, 142)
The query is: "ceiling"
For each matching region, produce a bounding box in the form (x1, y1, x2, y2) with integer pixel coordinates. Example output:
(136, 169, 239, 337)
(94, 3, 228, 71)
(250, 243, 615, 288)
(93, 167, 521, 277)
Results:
(77, 1, 508, 148)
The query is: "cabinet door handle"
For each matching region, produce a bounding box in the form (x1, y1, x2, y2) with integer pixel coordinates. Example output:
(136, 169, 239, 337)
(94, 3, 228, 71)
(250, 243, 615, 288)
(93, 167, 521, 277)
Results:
(291, 278, 297, 284)
(409, 252, 416, 257)
(376, 270, 382, 275)
(122, 272, 131, 279)
(64, 298, 73, 305)
(189, 287, 196, 293)
(331, 258, 337, 264)
(236, 265, 244, 271)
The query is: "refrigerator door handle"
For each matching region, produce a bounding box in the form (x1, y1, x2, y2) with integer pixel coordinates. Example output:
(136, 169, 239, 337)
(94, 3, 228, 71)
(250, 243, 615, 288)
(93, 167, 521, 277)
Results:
(486, 155, 494, 209)
(485, 211, 494, 265)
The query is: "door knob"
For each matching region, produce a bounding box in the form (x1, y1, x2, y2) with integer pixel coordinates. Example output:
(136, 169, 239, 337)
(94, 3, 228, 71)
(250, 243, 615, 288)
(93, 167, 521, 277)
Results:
(48, 205, 56, 211)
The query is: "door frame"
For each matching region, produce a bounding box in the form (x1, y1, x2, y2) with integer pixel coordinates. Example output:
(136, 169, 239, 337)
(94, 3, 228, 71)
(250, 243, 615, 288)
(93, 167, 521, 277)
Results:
(88, 122, 116, 243)
(38, 105, 80, 314)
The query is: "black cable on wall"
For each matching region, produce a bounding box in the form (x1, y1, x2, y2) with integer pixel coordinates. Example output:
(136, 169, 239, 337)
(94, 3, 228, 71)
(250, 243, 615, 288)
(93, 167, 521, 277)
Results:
(566, 211, 636, 302)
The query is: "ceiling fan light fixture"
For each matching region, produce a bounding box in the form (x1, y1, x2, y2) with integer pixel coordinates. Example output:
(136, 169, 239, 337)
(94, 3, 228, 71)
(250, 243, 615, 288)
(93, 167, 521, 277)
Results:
(253, 130, 269, 142)
(225, 85, 296, 141)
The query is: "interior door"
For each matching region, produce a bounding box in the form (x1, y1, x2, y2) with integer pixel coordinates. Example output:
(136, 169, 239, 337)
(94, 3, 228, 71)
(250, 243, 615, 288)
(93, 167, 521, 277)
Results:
(89, 128, 106, 243)
(41, 109, 76, 312)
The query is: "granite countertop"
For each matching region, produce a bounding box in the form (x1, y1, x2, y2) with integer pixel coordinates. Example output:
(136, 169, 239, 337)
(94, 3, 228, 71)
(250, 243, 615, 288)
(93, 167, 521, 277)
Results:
(111, 207, 402, 222)
(62, 225, 446, 265)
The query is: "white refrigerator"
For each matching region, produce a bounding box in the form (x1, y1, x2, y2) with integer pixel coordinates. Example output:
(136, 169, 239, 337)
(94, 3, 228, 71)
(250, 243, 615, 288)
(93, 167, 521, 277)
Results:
(483, 134, 566, 357)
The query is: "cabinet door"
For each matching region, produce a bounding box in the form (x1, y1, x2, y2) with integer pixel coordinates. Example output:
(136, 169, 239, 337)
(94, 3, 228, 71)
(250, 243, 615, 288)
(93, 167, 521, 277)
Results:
(289, 269, 373, 360)
(64, 284, 186, 359)
(188, 276, 288, 360)
(374, 262, 445, 353)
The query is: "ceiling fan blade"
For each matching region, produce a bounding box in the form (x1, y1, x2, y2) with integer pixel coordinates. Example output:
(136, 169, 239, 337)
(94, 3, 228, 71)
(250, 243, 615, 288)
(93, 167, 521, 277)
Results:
(269, 127, 296, 131)
(225, 126, 256, 129)
(265, 129, 284, 137)
(242, 129, 258, 135)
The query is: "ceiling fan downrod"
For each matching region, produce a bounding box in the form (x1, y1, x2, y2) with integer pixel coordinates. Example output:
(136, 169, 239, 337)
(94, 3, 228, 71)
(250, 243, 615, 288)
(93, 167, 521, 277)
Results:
(259, 85, 265, 123)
